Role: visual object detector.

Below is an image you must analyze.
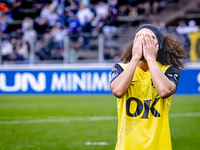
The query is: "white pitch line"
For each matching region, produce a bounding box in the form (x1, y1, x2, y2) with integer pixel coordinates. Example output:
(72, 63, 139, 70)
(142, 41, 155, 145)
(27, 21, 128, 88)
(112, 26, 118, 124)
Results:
(169, 112, 200, 118)
(0, 116, 118, 125)
(85, 141, 108, 146)
(0, 112, 199, 125)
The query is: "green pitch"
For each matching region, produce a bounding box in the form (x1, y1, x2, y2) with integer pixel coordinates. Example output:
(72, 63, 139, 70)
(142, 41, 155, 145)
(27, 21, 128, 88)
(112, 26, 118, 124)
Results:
(0, 95, 200, 150)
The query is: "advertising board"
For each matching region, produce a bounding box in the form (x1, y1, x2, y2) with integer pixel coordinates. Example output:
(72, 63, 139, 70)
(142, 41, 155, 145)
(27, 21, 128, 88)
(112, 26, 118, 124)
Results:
(0, 64, 199, 95)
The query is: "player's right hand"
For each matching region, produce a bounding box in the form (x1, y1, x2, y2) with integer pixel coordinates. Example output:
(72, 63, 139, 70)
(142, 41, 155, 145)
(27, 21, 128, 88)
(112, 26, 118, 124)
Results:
(131, 33, 144, 61)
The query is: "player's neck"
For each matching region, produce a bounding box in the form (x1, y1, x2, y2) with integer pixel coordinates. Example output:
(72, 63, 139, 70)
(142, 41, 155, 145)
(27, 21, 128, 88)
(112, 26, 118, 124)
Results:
(138, 60, 149, 72)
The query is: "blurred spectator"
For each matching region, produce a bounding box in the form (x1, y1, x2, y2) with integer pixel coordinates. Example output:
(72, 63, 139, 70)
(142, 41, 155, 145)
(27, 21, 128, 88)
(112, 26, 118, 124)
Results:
(0, 13, 8, 33)
(77, 1, 94, 49)
(109, 3, 118, 16)
(49, 0, 58, 11)
(22, 27, 37, 46)
(159, 21, 167, 34)
(102, 10, 118, 39)
(108, 0, 118, 7)
(22, 16, 34, 33)
(176, 20, 190, 59)
(56, 0, 65, 16)
(0, 12, 12, 34)
(81, 0, 90, 7)
(144, 0, 158, 15)
(91, 0, 109, 28)
(77, 1, 94, 26)
(40, 3, 52, 20)
(176, 21, 188, 35)
(35, 0, 50, 10)
(69, 12, 81, 41)
(34, 3, 51, 33)
(50, 25, 64, 60)
(35, 33, 51, 60)
(117, 0, 128, 16)
(187, 20, 199, 33)
(1, 38, 13, 60)
(47, 10, 59, 27)
(95, 1, 109, 20)
(128, 0, 138, 17)
(68, 12, 82, 52)
(11, 0, 22, 20)
(15, 40, 29, 61)
(104, 47, 115, 59)
(70, 1, 78, 15)
(1, 37, 26, 61)
(63, 7, 70, 27)
(55, 0, 70, 26)
(15, 28, 23, 39)
(34, 17, 48, 33)
(68, 48, 77, 63)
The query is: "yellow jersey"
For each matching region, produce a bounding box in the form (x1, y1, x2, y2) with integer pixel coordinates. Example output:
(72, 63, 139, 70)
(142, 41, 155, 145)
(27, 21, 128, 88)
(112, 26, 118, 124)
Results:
(111, 62, 180, 150)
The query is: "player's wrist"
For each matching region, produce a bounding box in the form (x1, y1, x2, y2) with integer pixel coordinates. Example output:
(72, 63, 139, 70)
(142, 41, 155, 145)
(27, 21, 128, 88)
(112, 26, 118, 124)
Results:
(146, 57, 157, 65)
(131, 55, 141, 62)
(130, 58, 140, 64)
(145, 56, 156, 62)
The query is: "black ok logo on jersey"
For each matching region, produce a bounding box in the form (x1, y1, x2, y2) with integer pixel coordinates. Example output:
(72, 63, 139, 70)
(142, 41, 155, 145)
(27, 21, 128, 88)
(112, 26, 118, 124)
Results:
(126, 97, 160, 119)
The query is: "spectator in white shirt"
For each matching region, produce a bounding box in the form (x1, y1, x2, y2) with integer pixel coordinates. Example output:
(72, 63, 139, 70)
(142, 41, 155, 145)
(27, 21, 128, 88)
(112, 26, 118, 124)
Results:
(77, 1, 94, 26)
(40, 3, 52, 20)
(91, 1, 109, 27)
(22, 27, 37, 46)
(47, 10, 59, 27)
(95, 1, 109, 20)
(176, 21, 190, 59)
(1, 39, 13, 60)
(22, 16, 34, 32)
(187, 20, 199, 33)
(176, 21, 188, 35)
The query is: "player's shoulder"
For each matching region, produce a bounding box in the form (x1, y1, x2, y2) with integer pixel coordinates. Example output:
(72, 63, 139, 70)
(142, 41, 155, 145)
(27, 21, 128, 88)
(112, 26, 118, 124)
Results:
(162, 64, 180, 74)
(111, 63, 124, 74)
(158, 62, 179, 74)
(110, 63, 128, 83)
(112, 63, 128, 70)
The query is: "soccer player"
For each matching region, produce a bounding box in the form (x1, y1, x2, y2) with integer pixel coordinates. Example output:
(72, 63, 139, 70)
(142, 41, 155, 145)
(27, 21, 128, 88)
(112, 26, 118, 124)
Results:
(110, 24, 186, 150)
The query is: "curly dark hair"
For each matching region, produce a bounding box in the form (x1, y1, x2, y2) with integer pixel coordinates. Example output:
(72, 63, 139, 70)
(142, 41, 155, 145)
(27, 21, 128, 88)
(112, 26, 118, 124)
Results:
(120, 34, 186, 69)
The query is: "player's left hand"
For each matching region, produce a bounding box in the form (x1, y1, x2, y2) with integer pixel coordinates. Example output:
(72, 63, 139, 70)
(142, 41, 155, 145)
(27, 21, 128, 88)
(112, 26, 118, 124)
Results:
(142, 34, 159, 61)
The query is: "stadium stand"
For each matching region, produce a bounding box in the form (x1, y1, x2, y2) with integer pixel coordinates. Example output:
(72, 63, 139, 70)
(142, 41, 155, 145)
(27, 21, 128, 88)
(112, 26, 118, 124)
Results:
(0, 0, 200, 64)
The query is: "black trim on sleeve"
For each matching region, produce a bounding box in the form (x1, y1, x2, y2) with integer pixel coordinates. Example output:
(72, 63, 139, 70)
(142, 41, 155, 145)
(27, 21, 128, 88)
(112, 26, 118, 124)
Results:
(110, 64, 124, 83)
(165, 66, 180, 86)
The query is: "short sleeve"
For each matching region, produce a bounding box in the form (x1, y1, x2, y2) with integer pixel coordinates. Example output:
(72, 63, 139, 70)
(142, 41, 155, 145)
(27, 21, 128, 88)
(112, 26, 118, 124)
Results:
(165, 66, 180, 86)
(110, 64, 124, 83)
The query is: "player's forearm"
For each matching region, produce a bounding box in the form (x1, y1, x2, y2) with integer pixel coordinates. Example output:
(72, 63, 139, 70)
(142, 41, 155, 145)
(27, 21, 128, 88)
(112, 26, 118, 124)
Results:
(111, 58, 139, 98)
(147, 59, 176, 98)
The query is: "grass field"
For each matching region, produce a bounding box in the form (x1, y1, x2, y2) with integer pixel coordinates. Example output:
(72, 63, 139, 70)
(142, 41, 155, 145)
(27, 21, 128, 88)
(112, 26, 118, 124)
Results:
(0, 95, 200, 150)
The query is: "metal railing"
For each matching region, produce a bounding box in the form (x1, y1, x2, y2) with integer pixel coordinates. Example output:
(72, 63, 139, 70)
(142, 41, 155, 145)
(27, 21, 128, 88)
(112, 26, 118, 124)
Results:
(0, 32, 124, 65)
(2, 31, 196, 65)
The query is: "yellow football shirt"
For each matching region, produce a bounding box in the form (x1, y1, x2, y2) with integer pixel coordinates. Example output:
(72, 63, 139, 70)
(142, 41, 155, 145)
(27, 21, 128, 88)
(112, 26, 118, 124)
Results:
(111, 62, 179, 150)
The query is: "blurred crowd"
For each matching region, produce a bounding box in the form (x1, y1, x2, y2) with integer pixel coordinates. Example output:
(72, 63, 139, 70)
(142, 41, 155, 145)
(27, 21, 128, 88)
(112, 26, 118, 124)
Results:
(0, 0, 199, 63)
(151, 20, 200, 59)
(176, 20, 199, 59)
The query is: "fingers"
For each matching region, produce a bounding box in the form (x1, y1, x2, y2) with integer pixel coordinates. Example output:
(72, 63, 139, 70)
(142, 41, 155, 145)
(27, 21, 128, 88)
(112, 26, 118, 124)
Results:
(138, 34, 144, 44)
(134, 33, 144, 45)
(156, 44, 159, 51)
(134, 33, 158, 49)
(143, 34, 158, 48)
(144, 34, 151, 45)
(133, 33, 139, 43)
(132, 33, 144, 60)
